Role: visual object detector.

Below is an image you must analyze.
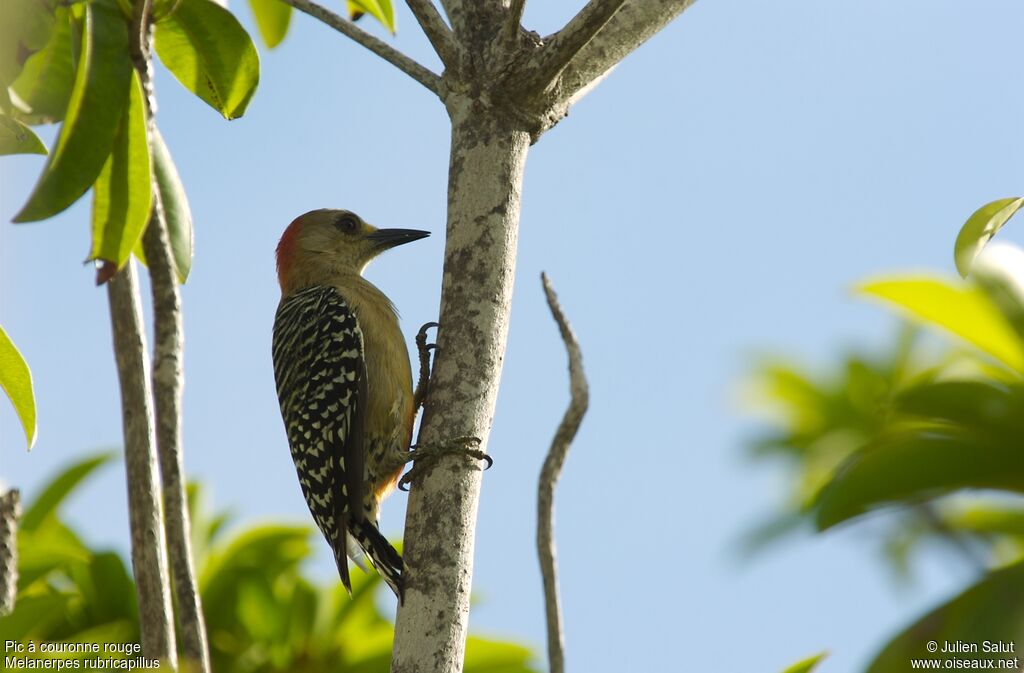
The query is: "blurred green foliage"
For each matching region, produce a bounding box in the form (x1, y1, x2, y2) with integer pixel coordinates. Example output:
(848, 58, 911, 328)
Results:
(746, 206, 1024, 671)
(1, 453, 538, 673)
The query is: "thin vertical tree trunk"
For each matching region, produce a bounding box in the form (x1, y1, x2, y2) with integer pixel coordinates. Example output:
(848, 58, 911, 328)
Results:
(107, 261, 178, 667)
(131, 0, 209, 665)
(391, 100, 530, 673)
(0, 488, 20, 617)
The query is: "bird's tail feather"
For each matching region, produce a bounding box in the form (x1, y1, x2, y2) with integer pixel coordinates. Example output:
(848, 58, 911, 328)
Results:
(350, 519, 404, 601)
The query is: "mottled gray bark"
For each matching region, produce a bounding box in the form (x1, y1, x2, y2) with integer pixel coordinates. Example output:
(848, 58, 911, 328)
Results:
(107, 262, 177, 667)
(537, 274, 589, 673)
(132, 0, 211, 663)
(392, 99, 530, 673)
(142, 211, 210, 673)
(0, 489, 20, 617)
(558, 0, 698, 104)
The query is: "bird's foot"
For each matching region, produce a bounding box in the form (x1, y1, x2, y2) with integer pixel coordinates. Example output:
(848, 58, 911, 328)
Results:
(413, 321, 438, 411)
(397, 436, 493, 492)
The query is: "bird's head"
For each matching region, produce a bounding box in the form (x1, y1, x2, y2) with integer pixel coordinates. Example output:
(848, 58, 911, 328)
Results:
(276, 209, 430, 293)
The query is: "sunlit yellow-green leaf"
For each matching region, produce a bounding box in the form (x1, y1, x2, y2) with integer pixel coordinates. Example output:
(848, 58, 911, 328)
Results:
(348, 0, 395, 32)
(0, 112, 47, 155)
(248, 0, 292, 48)
(91, 70, 153, 271)
(780, 652, 827, 673)
(955, 197, 1024, 278)
(12, 3, 131, 222)
(859, 276, 1024, 373)
(154, 0, 260, 119)
(0, 324, 36, 449)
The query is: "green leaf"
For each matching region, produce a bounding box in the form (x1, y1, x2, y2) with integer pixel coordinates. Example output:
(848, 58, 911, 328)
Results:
(0, 0, 55, 86)
(347, 0, 395, 32)
(0, 112, 47, 154)
(8, 6, 75, 124)
(955, 197, 1024, 278)
(859, 276, 1024, 373)
(897, 380, 1024, 436)
(0, 324, 36, 448)
(866, 561, 1024, 673)
(248, 0, 292, 48)
(90, 69, 152, 270)
(12, 3, 132, 223)
(464, 638, 538, 673)
(152, 128, 194, 282)
(154, 0, 260, 119)
(780, 652, 828, 673)
(815, 425, 1024, 530)
(21, 452, 116, 531)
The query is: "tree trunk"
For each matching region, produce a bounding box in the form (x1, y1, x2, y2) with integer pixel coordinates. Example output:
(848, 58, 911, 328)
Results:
(391, 97, 530, 673)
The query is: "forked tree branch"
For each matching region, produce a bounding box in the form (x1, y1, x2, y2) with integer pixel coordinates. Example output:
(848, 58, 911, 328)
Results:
(501, 0, 527, 45)
(406, 0, 457, 68)
(557, 0, 697, 104)
(521, 0, 626, 93)
(278, 0, 443, 95)
(538, 273, 589, 673)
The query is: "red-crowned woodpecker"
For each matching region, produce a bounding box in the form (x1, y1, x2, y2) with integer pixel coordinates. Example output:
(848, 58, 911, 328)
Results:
(272, 208, 429, 599)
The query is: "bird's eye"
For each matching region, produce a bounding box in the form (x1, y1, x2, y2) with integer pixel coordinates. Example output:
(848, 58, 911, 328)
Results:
(337, 215, 360, 233)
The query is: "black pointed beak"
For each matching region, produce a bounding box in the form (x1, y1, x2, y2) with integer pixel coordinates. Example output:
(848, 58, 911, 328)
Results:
(366, 228, 431, 250)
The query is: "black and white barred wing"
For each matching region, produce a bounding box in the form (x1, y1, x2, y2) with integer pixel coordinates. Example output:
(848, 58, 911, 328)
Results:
(272, 285, 366, 591)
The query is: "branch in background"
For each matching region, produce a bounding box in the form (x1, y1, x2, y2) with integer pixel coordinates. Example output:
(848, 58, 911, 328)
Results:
(106, 262, 177, 666)
(520, 0, 626, 94)
(0, 489, 20, 617)
(557, 0, 696, 105)
(278, 0, 442, 95)
(130, 0, 211, 666)
(405, 0, 457, 68)
(537, 273, 589, 673)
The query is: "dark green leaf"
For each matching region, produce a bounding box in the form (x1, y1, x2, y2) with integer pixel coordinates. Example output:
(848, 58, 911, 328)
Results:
(955, 197, 1024, 278)
(21, 452, 116, 531)
(0, 324, 36, 448)
(815, 426, 1024, 530)
(866, 561, 1024, 673)
(0, 112, 47, 154)
(8, 7, 75, 124)
(779, 652, 828, 673)
(90, 69, 152, 271)
(12, 3, 131, 223)
(248, 0, 292, 48)
(154, 0, 260, 119)
(859, 276, 1024, 373)
(897, 380, 1024, 437)
(152, 128, 193, 282)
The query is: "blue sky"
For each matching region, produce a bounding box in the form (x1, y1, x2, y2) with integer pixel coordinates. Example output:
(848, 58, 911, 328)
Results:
(4, 1, 1024, 671)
